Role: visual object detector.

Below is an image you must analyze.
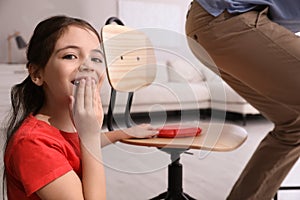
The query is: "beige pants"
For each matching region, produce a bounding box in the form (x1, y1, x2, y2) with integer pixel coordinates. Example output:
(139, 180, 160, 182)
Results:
(186, 1, 300, 200)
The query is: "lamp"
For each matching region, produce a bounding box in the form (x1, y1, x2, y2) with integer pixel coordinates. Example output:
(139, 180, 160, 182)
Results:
(7, 31, 27, 64)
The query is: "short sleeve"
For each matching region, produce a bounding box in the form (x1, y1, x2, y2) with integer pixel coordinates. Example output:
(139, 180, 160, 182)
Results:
(8, 134, 74, 196)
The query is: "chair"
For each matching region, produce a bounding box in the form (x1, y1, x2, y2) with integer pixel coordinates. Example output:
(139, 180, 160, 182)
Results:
(101, 17, 248, 200)
(274, 186, 300, 200)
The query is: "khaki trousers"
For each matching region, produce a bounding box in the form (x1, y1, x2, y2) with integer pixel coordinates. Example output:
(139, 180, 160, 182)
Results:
(186, 1, 300, 200)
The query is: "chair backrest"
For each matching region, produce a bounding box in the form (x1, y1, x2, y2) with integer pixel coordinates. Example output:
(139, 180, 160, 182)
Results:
(101, 24, 157, 92)
(101, 18, 158, 130)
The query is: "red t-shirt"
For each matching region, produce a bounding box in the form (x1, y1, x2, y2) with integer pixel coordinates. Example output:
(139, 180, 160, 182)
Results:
(5, 114, 81, 200)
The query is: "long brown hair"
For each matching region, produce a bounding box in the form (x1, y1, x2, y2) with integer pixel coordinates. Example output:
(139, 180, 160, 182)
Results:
(4, 15, 101, 144)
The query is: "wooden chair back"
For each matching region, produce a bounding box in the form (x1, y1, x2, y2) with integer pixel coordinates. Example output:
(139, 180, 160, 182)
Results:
(101, 24, 157, 92)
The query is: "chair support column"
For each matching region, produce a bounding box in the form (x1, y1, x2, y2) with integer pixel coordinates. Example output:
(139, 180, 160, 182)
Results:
(168, 157, 184, 196)
(150, 149, 196, 200)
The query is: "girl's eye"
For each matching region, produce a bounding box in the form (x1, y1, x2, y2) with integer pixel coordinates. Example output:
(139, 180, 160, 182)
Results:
(91, 57, 103, 63)
(63, 54, 77, 60)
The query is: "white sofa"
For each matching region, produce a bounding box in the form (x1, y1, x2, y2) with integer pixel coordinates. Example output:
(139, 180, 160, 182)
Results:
(99, 58, 259, 119)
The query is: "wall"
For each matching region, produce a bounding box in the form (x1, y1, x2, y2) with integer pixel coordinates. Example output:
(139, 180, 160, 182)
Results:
(118, 0, 190, 33)
(0, 0, 118, 63)
(0, 0, 191, 64)
(115, 0, 192, 66)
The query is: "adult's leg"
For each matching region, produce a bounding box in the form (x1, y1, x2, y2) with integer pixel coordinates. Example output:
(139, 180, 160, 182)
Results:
(186, 1, 300, 199)
(220, 70, 300, 199)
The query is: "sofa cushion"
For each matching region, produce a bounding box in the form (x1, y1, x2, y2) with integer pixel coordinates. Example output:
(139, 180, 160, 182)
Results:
(134, 82, 209, 103)
(155, 62, 169, 83)
(166, 59, 206, 83)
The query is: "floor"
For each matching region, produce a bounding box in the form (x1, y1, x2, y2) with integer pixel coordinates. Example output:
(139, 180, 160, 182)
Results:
(1, 112, 299, 199)
(102, 113, 300, 200)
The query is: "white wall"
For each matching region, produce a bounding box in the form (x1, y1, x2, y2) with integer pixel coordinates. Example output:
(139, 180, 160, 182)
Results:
(0, 0, 118, 63)
(118, 0, 190, 33)
(0, 0, 191, 64)
(118, 0, 192, 65)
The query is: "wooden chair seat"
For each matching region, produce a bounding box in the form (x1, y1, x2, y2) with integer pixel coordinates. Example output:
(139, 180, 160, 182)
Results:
(122, 122, 247, 151)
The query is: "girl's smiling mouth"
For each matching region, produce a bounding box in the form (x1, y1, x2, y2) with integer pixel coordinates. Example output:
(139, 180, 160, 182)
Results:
(71, 79, 81, 86)
(71, 75, 99, 86)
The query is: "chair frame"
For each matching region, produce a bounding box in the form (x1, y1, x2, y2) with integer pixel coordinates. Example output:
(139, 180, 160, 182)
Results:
(103, 16, 248, 200)
(104, 16, 197, 200)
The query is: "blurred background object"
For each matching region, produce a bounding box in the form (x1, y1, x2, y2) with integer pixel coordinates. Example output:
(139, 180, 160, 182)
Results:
(7, 31, 27, 64)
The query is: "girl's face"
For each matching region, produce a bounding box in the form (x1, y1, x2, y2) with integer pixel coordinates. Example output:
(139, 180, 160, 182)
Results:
(40, 25, 104, 107)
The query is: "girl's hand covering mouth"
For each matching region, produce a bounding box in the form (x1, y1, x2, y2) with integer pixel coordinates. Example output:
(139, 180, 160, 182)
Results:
(71, 75, 99, 86)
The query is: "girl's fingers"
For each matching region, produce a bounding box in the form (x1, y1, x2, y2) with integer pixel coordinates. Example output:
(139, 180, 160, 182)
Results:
(85, 77, 93, 111)
(69, 96, 75, 114)
(74, 77, 100, 115)
(75, 79, 85, 112)
(68, 96, 77, 126)
(92, 79, 97, 109)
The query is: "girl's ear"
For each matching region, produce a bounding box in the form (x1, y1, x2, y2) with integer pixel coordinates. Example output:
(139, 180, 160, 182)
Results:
(28, 64, 44, 86)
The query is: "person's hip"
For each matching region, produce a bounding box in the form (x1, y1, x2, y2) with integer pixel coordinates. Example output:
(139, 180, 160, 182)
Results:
(186, 0, 269, 37)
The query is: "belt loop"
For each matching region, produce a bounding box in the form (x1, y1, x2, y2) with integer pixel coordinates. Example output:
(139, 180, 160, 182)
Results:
(255, 6, 269, 28)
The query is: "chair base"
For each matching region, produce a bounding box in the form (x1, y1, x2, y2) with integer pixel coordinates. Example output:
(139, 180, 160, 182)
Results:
(150, 191, 196, 200)
(150, 148, 196, 200)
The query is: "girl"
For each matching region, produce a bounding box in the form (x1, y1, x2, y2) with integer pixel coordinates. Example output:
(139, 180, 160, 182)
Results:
(4, 15, 157, 200)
